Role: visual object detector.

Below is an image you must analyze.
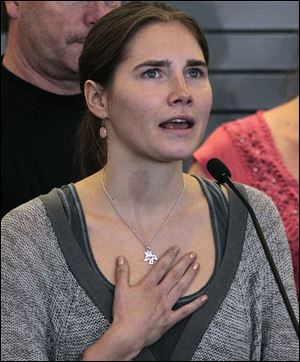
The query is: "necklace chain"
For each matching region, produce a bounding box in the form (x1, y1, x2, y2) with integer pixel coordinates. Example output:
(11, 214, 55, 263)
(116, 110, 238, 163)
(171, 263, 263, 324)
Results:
(101, 170, 186, 264)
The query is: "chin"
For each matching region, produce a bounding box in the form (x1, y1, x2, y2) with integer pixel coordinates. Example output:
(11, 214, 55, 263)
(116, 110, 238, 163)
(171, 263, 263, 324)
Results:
(64, 52, 81, 75)
(161, 149, 194, 162)
(166, 141, 199, 160)
(63, 62, 80, 79)
(68, 57, 80, 73)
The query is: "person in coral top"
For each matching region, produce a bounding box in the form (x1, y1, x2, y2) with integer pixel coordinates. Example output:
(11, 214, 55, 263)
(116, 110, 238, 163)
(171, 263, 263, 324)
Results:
(189, 96, 299, 298)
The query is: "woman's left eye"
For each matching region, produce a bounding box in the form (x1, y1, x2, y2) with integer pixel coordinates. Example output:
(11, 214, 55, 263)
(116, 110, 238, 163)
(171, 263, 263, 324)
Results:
(142, 69, 161, 79)
(187, 68, 204, 78)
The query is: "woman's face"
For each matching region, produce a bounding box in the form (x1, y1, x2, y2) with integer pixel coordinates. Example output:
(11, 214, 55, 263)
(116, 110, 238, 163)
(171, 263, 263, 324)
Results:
(104, 21, 213, 163)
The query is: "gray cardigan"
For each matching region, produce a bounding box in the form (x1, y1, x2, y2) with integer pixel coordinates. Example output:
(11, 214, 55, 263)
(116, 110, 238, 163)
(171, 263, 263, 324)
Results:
(1, 182, 299, 361)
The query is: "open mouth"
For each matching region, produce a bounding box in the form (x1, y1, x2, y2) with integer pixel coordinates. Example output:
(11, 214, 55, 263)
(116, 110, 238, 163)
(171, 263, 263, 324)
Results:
(159, 118, 195, 129)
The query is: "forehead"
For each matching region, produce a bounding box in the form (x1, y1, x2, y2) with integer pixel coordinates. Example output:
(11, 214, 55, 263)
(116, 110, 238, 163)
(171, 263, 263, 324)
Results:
(125, 21, 204, 61)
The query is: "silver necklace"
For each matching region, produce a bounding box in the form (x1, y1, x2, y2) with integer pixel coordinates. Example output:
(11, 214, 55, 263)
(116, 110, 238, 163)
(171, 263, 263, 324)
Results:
(101, 170, 186, 264)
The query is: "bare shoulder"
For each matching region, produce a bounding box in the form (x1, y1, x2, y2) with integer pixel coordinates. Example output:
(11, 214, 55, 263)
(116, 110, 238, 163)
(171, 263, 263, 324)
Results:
(220, 184, 229, 201)
(263, 96, 298, 134)
(185, 173, 229, 203)
(74, 171, 103, 212)
(188, 161, 207, 177)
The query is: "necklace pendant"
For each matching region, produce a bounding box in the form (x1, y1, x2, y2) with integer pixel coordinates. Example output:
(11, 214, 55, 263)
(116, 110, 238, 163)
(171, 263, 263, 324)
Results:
(144, 247, 158, 265)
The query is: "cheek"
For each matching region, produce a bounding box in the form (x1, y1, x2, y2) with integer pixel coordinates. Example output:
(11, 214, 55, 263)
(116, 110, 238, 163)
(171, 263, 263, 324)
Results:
(208, 87, 213, 109)
(109, 91, 154, 125)
(198, 85, 213, 114)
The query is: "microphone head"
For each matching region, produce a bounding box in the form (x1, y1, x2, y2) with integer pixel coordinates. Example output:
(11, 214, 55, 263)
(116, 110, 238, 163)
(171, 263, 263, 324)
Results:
(206, 158, 232, 183)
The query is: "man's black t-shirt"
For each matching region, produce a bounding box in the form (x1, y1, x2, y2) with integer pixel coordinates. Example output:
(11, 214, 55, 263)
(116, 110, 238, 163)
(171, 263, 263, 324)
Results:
(1, 63, 87, 218)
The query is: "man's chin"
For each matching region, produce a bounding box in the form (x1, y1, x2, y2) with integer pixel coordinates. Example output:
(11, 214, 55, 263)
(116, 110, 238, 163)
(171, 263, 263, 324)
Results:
(60, 58, 80, 79)
(64, 46, 84, 74)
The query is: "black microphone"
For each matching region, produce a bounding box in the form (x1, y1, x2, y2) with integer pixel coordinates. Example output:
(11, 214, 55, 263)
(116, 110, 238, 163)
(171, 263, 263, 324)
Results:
(207, 158, 299, 338)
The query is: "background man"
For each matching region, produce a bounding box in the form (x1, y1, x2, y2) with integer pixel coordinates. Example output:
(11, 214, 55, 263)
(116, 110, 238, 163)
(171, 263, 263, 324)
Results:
(1, 1, 121, 218)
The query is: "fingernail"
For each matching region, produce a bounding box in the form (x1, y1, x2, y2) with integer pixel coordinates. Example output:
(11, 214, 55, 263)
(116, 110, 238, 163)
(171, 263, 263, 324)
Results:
(201, 295, 208, 303)
(190, 252, 196, 260)
(173, 246, 180, 254)
(117, 256, 124, 266)
(192, 262, 200, 270)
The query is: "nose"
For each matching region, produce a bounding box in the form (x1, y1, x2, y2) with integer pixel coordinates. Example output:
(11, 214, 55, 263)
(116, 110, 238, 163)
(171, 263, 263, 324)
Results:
(84, 1, 119, 26)
(167, 76, 192, 106)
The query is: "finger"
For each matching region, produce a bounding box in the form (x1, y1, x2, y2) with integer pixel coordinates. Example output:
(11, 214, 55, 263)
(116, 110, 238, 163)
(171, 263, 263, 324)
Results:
(115, 256, 130, 288)
(167, 261, 200, 306)
(142, 246, 180, 285)
(169, 294, 208, 326)
(159, 252, 197, 294)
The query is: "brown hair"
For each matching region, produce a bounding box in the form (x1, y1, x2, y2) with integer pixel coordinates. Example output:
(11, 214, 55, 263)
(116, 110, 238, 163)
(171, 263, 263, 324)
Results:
(77, 1, 209, 178)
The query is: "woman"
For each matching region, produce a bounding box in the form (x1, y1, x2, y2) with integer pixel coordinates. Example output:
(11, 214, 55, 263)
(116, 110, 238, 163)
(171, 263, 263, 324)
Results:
(1, 2, 298, 361)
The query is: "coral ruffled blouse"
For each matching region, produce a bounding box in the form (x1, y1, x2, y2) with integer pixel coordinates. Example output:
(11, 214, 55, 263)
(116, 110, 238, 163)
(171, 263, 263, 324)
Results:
(193, 111, 299, 297)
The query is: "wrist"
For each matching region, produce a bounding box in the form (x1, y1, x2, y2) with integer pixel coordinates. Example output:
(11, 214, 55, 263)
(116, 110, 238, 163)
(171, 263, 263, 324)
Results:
(83, 323, 142, 361)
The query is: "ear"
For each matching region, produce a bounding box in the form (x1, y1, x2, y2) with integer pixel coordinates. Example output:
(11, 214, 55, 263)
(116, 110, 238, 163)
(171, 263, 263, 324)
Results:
(5, 1, 21, 19)
(84, 80, 109, 119)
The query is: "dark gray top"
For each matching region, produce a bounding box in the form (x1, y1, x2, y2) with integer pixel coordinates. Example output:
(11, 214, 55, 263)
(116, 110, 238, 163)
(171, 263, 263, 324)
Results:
(58, 177, 229, 361)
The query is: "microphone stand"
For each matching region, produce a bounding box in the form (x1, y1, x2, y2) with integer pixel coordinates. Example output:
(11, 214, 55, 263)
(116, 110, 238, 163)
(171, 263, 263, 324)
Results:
(223, 175, 299, 338)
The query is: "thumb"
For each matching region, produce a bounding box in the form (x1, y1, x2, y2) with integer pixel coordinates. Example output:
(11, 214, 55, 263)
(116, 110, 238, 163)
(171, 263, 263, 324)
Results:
(115, 256, 130, 288)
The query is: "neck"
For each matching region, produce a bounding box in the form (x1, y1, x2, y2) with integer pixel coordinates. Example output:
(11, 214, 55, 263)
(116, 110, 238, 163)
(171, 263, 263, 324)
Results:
(99, 161, 187, 247)
(289, 96, 299, 134)
(3, 41, 80, 95)
(280, 96, 299, 132)
(101, 160, 185, 211)
(265, 96, 299, 135)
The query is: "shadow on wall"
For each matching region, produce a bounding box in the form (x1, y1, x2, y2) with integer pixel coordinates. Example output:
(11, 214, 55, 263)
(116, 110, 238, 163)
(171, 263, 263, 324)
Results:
(1, 32, 7, 55)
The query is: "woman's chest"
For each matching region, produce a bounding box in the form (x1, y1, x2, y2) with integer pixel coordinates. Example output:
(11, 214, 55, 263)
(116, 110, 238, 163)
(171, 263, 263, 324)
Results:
(87, 209, 216, 296)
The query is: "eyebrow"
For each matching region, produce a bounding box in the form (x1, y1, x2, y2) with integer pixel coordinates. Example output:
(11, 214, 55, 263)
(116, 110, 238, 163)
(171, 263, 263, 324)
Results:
(133, 59, 207, 71)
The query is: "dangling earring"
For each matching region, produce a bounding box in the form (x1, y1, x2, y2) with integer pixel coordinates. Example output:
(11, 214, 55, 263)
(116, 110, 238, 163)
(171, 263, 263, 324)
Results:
(99, 120, 107, 139)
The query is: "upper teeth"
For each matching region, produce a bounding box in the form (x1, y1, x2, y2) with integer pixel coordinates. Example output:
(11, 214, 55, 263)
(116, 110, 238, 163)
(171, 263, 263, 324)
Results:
(171, 119, 187, 123)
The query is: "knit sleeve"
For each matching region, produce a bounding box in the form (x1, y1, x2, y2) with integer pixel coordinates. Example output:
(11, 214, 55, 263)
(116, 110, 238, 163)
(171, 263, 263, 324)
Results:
(244, 186, 299, 360)
(1, 199, 58, 361)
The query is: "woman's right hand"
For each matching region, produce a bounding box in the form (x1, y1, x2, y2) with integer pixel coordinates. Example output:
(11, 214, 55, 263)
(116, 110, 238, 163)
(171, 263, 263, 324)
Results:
(83, 246, 208, 361)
